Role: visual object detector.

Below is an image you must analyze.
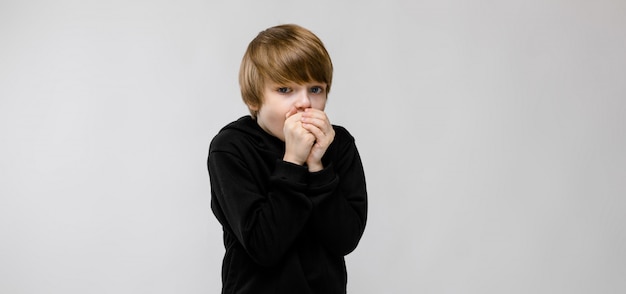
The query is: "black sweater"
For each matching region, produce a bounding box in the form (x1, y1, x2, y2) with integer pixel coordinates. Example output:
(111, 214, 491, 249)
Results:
(207, 116, 367, 294)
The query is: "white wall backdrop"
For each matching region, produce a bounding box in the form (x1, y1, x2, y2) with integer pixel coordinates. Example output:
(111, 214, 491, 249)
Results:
(1, 0, 625, 293)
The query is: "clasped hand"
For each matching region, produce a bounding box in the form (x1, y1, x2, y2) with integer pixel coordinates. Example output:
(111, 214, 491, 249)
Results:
(282, 107, 335, 172)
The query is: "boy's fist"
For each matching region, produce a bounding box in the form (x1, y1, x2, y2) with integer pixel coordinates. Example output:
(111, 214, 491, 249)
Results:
(282, 107, 315, 165)
(301, 108, 335, 172)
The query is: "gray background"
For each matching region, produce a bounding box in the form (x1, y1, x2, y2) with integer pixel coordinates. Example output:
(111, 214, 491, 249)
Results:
(1, 0, 625, 293)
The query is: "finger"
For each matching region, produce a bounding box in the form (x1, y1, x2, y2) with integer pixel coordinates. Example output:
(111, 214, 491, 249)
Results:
(303, 109, 330, 124)
(302, 108, 326, 118)
(285, 106, 299, 119)
(302, 122, 326, 143)
(302, 116, 331, 133)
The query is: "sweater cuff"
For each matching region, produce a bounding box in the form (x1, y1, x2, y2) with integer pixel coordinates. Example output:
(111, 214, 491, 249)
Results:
(273, 160, 309, 187)
(308, 163, 338, 190)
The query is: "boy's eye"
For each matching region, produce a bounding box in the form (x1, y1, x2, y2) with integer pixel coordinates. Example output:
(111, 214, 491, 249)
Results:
(310, 86, 324, 94)
(277, 87, 291, 94)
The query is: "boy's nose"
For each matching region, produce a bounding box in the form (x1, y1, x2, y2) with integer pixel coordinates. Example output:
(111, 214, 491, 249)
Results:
(294, 90, 311, 110)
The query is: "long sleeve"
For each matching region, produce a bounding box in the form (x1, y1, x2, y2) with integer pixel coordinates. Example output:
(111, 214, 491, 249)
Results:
(209, 148, 314, 266)
(306, 127, 368, 256)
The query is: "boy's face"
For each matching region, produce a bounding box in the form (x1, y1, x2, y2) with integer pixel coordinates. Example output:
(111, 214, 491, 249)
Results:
(253, 80, 328, 141)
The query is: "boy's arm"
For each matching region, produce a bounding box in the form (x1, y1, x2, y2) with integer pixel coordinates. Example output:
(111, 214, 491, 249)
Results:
(209, 150, 313, 266)
(306, 129, 368, 256)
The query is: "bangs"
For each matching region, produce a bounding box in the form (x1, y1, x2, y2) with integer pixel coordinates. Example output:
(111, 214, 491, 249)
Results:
(249, 26, 333, 88)
(259, 43, 331, 86)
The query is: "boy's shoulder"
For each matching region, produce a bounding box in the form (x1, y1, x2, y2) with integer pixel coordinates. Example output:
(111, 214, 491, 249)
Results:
(210, 116, 259, 151)
(332, 124, 355, 143)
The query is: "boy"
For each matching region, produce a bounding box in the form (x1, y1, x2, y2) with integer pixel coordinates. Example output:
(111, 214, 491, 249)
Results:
(207, 24, 367, 294)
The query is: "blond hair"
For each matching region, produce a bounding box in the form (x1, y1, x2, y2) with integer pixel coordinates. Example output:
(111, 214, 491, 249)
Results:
(239, 24, 333, 117)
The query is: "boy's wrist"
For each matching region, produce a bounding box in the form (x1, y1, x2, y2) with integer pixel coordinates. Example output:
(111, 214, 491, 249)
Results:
(274, 160, 309, 188)
(283, 154, 305, 166)
(307, 161, 323, 172)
